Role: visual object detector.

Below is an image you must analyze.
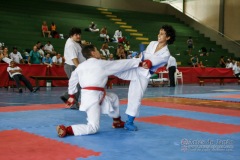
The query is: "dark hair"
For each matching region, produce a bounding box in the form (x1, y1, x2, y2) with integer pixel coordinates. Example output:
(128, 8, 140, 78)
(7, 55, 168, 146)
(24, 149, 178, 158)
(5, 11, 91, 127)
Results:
(161, 25, 176, 45)
(13, 46, 17, 50)
(69, 27, 82, 37)
(82, 44, 95, 59)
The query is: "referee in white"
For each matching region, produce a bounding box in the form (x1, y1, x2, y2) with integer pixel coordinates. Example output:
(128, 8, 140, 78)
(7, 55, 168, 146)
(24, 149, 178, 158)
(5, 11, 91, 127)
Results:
(166, 55, 177, 87)
(60, 27, 86, 109)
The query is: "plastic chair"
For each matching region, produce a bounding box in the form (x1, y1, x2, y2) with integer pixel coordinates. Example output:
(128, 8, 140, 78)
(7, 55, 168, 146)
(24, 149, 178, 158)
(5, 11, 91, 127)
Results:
(175, 69, 183, 85)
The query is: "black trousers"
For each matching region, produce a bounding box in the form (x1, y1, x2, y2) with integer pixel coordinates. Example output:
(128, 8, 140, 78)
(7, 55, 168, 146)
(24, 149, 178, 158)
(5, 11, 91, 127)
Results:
(168, 66, 176, 87)
(12, 74, 33, 91)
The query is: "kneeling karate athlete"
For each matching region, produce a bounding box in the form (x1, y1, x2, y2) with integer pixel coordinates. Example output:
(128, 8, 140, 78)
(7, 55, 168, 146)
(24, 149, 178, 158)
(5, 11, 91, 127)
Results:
(56, 44, 148, 137)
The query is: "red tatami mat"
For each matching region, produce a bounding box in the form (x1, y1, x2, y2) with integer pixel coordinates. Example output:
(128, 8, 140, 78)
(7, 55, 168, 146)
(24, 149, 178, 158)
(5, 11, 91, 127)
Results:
(137, 115, 240, 134)
(0, 129, 100, 160)
(120, 99, 240, 117)
(213, 94, 240, 99)
(0, 104, 65, 112)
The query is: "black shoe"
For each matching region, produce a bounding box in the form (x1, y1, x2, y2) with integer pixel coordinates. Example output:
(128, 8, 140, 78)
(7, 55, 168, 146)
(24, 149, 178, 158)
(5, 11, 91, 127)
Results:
(60, 95, 68, 103)
(70, 104, 79, 110)
(19, 88, 23, 93)
(32, 86, 40, 93)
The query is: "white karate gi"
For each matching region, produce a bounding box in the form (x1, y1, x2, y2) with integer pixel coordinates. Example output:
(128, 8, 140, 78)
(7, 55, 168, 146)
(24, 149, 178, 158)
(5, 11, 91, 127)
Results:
(68, 58, 141, 135)
(115, 41, 170, 117)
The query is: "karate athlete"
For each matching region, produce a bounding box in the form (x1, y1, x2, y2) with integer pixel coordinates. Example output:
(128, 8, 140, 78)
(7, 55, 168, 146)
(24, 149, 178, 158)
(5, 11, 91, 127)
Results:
(56, 45, 148, 137)
(115, 24, 176, 131)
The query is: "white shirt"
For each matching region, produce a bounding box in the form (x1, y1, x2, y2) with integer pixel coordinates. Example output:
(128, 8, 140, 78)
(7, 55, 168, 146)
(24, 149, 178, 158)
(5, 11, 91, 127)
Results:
(52, 56, 63, 64)
(38, 49, 45, 57)
(7, 66, 21, 77)
(114, 30, 122, 38)
(2, 57, 12, 64)
(232, 63, 240, 75)
(166, 56, 177, 69)
(9, 52, 23, 64)
(68, 58, 140, 111)
(64, 38, 86, 65)
(226, 62, 233, 69)
(44, 44, 54, 52)
(144, 41, 170, 73)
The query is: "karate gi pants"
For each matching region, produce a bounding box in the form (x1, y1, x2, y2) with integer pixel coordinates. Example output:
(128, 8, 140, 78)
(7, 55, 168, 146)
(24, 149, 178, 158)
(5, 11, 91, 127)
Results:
(71, 92, 120, 136)
(115, 67, 150, 117)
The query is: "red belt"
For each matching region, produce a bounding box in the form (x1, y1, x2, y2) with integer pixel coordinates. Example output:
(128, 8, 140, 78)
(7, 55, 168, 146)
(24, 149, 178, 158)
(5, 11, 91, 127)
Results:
(83, 87, 106, 105)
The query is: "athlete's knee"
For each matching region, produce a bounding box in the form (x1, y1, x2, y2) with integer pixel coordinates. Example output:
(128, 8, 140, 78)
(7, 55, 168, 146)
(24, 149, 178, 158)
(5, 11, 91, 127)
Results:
(87, 123, 100, 134)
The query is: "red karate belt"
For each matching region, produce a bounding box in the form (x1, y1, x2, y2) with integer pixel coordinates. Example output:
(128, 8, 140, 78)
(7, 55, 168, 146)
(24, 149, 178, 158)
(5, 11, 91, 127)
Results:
(83, 86, 106, 105)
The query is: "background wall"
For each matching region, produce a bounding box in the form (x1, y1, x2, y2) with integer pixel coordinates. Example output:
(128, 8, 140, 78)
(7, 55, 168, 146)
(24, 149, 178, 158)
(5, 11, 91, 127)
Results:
(51, 0, 240, 56)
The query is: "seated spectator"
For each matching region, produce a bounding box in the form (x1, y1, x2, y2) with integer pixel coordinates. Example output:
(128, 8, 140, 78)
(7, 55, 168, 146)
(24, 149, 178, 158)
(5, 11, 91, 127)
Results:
(0, 42, 4, 52)
(219, 56, 226, 68)
(198, 61, 205, 68)
(28, 45, 42, 64)
(116, 44, 126, 59)
(100, 42, 110, 57)
(7, 61, 40, 93)
(50, 22, 59, 38)
(52, 53, 63, 66)
(190, 55, 199, 67)
(42, 21, 51, 37)
(232, 61, 240, 77)
(113, 29, 125, 43)
(42, 53, 53, 67)
(35, 41, 42, 51)
(9, 47, 24, 64)
(100, 26, 110, 42)
(38, 45, 45, 58)
(89, 22, 99, 32)
(0, 47, 12, 63)
(44, 41, 56, 56)
(225, 59, 233, 68)
(124, 41, 131, 54)
(108, 54, 114, 61)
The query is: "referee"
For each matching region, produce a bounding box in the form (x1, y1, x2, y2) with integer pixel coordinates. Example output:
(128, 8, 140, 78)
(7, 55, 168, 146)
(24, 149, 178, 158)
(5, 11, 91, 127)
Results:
(167, 55, 177, 87)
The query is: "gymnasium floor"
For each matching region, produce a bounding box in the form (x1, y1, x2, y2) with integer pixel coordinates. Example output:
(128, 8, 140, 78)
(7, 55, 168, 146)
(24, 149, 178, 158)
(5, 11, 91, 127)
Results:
(0, 84, 240, 160)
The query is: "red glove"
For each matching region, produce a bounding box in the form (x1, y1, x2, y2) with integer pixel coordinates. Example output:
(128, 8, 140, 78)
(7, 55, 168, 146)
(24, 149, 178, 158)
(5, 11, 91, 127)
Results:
(66, 94, 75, 107)
(140, 60, 152, 69)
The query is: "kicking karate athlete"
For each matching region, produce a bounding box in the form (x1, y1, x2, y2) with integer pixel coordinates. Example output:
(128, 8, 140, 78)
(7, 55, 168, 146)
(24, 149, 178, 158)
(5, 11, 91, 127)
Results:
(115, 24, 176, 131)
(56, 45, 148, 137)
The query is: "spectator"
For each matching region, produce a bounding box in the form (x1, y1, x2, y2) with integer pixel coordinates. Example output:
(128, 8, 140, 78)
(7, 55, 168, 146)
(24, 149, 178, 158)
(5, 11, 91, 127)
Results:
(89, 22, 99, 32)
(0, 49, 12, 64)
(100, 26, 110, 42)
(108, 53, 114, 61)
(50, 22, 59, 38)
(36, 41, 42, 50)
(38, 45, 45, 58)
(187, 36, 194, 55)
(190, 55, 199, 67)
(7, 61, 40, 93)
(42, 21, 51, 37)
(198, 61, 205, 68)
(113, 29, 125, 43)
(44, 41, 56, 56)
(100, 42, 110, 57)
(28, 45, 41, 64)
(52, 53, 63, 66)
(116, 44, 126, 59)
(124, 41, 131, 54)
(225, 59, 233, 68)
(232, 61, 240, 77)
(219, 56, 226, 68)
(9, 47, 24, 64)
(42, 53, 52, 67)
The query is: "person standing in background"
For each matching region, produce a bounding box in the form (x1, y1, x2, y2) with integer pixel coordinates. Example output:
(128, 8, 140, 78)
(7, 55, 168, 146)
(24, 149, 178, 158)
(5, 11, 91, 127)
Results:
(60, 27, 86, 110)
(166, 55, 177, 87)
